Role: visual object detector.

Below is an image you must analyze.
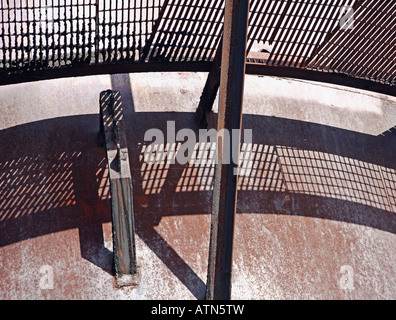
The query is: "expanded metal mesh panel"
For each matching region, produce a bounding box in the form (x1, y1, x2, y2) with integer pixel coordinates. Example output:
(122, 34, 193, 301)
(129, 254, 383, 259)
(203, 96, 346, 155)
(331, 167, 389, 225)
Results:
(0, 0, 395, 85)
(1, 0, 97, 69)
(141, 0, 224, 62)
(0, 0, 164, 70)
(306, 0, 396, 83)
(247, 0, 352, 67)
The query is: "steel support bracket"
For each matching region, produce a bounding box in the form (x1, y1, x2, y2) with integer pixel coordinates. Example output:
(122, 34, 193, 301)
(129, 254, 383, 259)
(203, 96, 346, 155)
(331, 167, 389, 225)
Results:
(195, 38, 223, 128)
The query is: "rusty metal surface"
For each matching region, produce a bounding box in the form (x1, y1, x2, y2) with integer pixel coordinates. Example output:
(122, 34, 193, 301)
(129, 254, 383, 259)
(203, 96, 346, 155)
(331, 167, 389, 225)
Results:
(100, 90, 138, 286)
(0, 0, 395, 91)
(206, 0, 250, 300)
(195, 38, 222, 127)
(0, 72, 395, 299)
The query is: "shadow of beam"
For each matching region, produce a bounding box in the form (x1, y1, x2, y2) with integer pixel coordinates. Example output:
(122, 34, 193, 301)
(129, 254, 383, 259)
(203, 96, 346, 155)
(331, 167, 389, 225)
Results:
(136, 227, 206, 299)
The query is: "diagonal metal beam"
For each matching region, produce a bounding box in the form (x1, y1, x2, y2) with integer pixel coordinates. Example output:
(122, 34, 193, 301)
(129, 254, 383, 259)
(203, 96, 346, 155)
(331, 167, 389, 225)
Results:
(206, 0, 250, 301)
(195, 37, 223, 128)
(140, 0, 170, 62)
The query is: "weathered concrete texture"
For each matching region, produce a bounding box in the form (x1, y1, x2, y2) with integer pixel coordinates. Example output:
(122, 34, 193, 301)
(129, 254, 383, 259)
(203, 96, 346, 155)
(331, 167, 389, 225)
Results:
(0, 72, 395, 299)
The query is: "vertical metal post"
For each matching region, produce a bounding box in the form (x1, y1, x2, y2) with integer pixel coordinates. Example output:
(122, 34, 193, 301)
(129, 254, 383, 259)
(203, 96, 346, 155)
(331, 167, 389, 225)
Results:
(206, 0, 250, 300)
(95, 0, 100, 64)
(100, 90, 138, 287)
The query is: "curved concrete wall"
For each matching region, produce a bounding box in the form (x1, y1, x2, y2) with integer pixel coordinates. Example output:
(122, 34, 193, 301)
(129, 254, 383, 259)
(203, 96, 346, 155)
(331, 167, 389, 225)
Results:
(0, 72, 395, 299)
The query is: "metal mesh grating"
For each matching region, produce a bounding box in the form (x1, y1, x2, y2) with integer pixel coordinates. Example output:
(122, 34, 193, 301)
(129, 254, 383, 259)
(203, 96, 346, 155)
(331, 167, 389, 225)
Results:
(0, 0, 395, 86)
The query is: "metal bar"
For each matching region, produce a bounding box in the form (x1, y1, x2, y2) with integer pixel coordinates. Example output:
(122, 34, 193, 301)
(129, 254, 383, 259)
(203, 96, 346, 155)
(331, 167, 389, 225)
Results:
(126, 0, 131, 60)
(58, 0, 62, 65)
(139, 0, 170, 62)
(106, 0, 112, 62)
(162, 1, 191, 62)
(81, 0, 86, 62)
(76, 0, 80, 62)
(1, 59, 395, 97)
(257, 0, 281, 48)
(69, 0, 73, 64)
(245, 63, 396, 96)
(39, 0, 44, 64)
(16, 0, 20, 67)
(94, 0, 100, 63)
(1, 2, 7, 69)
(206, 0, 250, 301)
(50, 1, 55, 67)
(120, 0, 125, 60)
(195, 37, 222, 127)
(268, 0, 292, 45)
(170, 1, 205, 62)
(99, 90, 138, 287)
(153, 1, 187, 61)
(0, 60, 212, 85)
(112, 0, 116, 61)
